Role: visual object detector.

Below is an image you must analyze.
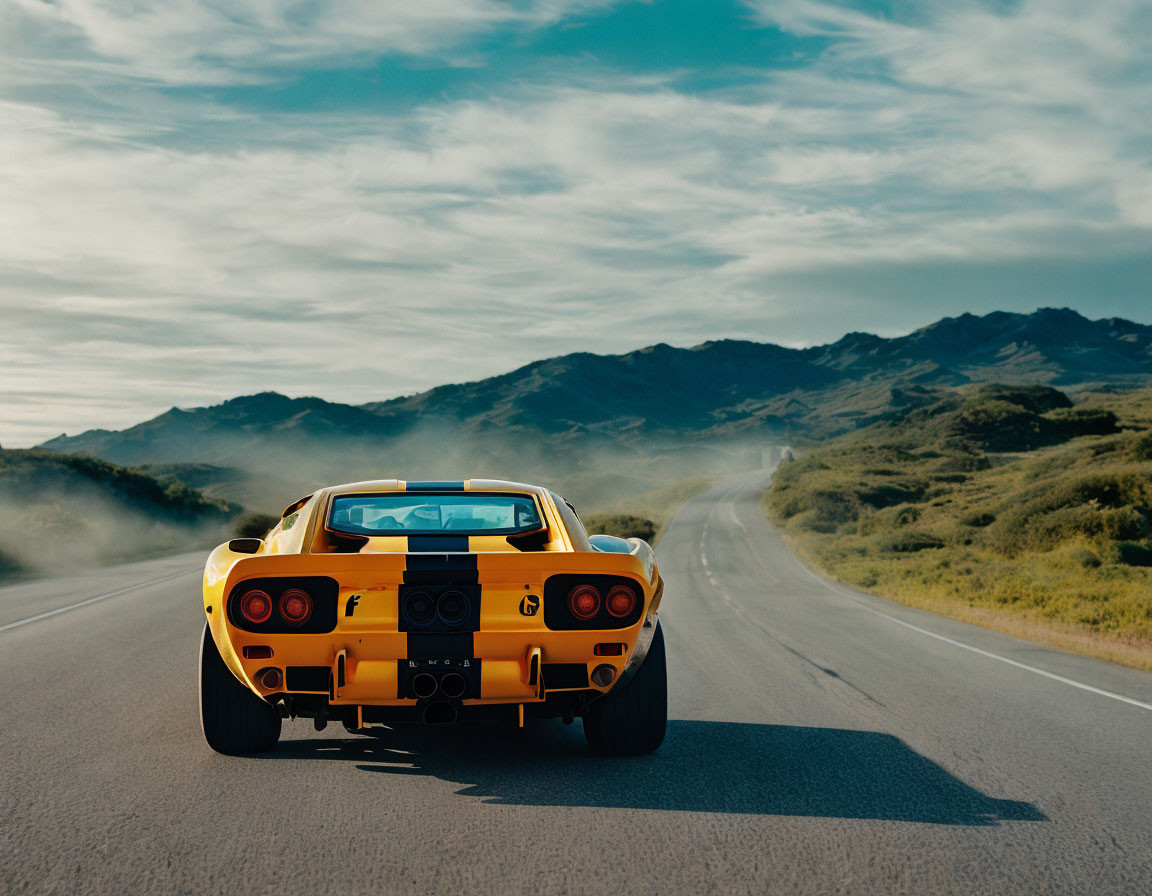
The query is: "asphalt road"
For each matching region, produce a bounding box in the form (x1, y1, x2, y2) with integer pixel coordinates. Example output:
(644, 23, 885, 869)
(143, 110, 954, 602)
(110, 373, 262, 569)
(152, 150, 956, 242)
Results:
(3, 472, 1151, 894)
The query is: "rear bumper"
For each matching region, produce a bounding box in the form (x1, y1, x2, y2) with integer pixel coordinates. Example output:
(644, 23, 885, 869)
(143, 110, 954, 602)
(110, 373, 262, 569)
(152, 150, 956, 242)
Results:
(203, 549, 663, 709)
(224, 628, 638, 706)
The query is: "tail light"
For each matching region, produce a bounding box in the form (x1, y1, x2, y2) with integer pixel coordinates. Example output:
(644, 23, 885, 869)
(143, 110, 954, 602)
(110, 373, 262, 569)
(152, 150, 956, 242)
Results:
(228, 576, 338, 633)
(239, 589, 272, 624)
(568, 585, 601, 620)
(544, 575, 642, 630)
(243, 645, 273, 659)
(605, 585, 636, 618)
(594, 643, 625, 656)
(279, 589, 313, 626)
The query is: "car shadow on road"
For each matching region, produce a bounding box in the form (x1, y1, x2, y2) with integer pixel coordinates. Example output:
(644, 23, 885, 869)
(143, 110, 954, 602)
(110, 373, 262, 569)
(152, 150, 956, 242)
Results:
(271, 719, 1045, 826)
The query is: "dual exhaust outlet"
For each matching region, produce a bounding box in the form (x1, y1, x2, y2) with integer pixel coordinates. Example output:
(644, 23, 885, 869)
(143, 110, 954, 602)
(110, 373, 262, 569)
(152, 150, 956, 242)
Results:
(412, 671, 466, 725)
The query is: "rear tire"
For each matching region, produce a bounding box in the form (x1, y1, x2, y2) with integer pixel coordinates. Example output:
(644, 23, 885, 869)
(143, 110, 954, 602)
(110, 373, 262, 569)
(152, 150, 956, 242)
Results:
(199, 623, 281, 755)
(583, 623, 667, 755)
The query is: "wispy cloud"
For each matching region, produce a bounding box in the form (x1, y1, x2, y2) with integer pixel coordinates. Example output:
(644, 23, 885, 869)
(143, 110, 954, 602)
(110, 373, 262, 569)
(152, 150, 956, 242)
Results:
(1, 0, 623, 84)
(0, 0, 1150, 445)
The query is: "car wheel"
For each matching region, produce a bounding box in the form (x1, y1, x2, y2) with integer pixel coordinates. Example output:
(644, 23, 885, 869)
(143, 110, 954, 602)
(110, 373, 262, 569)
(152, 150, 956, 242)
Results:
(583, 622, 667, 756)
(199, 622, 281, 755)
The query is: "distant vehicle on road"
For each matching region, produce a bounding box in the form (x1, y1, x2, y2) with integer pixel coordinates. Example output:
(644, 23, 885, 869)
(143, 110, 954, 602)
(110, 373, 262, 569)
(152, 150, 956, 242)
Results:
(199, 479, 666, 756)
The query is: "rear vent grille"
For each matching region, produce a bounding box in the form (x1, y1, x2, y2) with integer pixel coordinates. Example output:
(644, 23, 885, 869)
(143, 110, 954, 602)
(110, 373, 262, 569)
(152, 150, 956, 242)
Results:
(285, 666, 331, 693)
(542, 663, 589, 690)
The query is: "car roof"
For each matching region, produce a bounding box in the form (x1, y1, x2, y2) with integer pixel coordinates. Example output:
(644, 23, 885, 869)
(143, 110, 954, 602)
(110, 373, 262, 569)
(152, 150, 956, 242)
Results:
(323, 479, 546, 497)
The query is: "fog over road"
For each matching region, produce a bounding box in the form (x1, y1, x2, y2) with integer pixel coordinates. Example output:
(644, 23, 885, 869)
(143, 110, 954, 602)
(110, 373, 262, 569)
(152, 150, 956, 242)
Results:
(3, 472, 1151, 894)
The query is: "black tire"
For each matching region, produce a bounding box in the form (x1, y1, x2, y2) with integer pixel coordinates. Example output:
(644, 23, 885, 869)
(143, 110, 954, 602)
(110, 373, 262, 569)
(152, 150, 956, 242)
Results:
(199, 623, 281, 755)
(583, 622, 667, 755)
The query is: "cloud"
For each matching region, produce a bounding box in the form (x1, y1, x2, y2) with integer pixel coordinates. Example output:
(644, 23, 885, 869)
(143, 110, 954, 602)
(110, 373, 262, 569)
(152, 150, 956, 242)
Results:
(0, 0, 1150, 445)
(0, 0, 623, 85)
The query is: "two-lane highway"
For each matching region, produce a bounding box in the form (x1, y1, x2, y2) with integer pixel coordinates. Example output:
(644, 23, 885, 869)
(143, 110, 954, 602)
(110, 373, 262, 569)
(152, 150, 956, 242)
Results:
(3, 472, 1151, 894)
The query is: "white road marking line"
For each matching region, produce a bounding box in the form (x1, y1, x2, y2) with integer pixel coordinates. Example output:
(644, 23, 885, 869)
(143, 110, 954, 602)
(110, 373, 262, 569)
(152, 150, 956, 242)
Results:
(699, 511, 732, 604)
(714, 477, 1152, 715)
(0, 568, 199, 633)
(850, 601, 1152, 714)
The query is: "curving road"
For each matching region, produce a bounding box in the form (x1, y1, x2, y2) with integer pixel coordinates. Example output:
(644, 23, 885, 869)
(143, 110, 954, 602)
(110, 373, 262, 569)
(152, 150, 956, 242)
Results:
(3, 472, 1151, 894)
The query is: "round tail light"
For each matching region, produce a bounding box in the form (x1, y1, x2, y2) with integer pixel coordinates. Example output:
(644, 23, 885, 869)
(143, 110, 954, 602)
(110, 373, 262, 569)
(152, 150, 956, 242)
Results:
(279, 588, 313, 626)
(436, 590, 471, 626)
(605, 585, 636, 618)
(403, 590, 437, 627)
(568, 585, 601, 620)
(239, 589, 272, 624)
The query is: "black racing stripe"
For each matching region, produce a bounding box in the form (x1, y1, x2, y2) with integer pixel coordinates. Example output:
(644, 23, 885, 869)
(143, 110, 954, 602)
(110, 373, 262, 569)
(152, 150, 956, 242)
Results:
(405, 480, 465, 491)
(406, 535, 469, 553)
(403, 553, 479, 585)
(405, 632, 474, 659)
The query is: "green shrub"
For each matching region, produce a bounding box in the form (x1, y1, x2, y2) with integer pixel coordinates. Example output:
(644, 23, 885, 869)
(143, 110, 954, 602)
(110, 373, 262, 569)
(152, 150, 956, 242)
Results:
(1048, 408, 1120, 439)
(804, 490, 860, 531)
(1131, 432, 1152, 462)
(975, 384, 1072, 413)
(936, 441, 992, 472)
(962, 511, 996, 528)
(858, 479, 928, 508)
(233, 512, 280, 539)
(954, 399, 1049, 450)
(1069, 546, 1103, 568)
(583, 513, 657, 541)
(894, 506, 922, 526)
(882, 531, 945, 553)
(858, 505, 921, 535)
(1115, 541, 1152, 567)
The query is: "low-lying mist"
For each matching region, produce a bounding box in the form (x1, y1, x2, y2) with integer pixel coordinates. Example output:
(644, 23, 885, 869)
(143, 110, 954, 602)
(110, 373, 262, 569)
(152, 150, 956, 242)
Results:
(0, 427, 785, 582)
(0, 451, 236, 581)
(0, 486, 233, 580)
(182, 423, 778, 516)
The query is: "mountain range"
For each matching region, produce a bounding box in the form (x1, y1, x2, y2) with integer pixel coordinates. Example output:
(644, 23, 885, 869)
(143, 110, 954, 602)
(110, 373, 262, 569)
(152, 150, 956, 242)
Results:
(41, 308, 1152, 473)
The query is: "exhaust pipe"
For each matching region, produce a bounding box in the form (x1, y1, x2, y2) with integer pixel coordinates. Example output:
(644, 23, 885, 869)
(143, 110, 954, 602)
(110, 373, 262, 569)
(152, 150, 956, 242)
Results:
(421, 701, 458, 726)
(411, 672, 439, 699)
(439, 672, 466, 699)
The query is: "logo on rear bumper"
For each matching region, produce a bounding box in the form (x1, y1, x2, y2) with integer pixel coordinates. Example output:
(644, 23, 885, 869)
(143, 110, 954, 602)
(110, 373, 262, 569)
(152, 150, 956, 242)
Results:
(519, 594, 540, 616)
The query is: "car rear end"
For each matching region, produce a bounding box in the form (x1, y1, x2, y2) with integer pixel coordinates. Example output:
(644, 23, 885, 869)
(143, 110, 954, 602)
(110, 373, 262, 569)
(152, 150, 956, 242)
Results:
(201, 482, 663, 742)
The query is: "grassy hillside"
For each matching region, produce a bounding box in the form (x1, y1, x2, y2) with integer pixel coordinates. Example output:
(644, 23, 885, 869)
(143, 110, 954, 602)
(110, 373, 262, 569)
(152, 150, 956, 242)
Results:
(0, 449, 236, 580)
(765, 386, 1152, 670)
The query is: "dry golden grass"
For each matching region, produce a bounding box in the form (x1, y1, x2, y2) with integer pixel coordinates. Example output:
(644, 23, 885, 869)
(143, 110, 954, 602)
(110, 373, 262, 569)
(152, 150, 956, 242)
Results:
(766, 386, 1152, 671)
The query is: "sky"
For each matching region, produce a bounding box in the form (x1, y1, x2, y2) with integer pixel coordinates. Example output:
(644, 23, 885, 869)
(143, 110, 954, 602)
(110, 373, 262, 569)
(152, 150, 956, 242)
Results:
(2, 0, 1150, 446)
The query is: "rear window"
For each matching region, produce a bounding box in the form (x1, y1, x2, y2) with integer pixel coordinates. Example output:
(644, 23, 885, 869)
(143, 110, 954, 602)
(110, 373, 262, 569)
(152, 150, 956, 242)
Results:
(328, 493, 543, 536)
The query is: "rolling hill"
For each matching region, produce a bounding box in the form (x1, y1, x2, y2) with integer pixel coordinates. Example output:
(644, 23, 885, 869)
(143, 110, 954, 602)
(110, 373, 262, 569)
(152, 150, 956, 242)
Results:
(765, 384, 1152, 669)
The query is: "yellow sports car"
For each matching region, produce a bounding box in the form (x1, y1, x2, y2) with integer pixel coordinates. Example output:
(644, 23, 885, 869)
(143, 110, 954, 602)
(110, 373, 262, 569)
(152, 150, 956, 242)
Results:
(199, 479, 666, 755)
